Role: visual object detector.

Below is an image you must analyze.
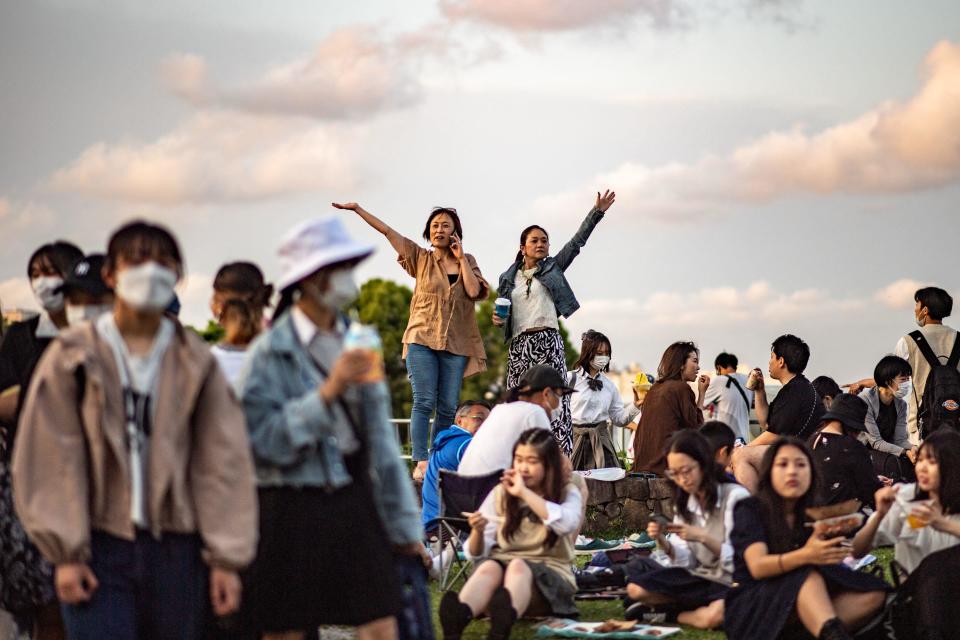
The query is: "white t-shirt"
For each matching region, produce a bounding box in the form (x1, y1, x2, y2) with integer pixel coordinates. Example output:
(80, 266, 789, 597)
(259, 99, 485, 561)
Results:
(870, 483, 960, 573)
(97, 313, 175, 528)
(702, 373, 753, 440)
(458, 401, 552, 476)
(511, 268, 559, 335)
(211, 344, 249, 387)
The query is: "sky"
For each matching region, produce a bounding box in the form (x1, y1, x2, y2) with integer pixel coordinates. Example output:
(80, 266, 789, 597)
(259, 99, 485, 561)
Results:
(1, 0, 959, 384)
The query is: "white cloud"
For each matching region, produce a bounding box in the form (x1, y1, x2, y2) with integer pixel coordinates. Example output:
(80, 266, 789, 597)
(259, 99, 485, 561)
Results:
(0, 278, 37, 313)
(535, 40, 960, 222)
(175, 272, 214, 328)
(161, 26, 431, 120)
(439, 0, 686, 32)
(49, 110, 358, 205)
(0, 197, 56, 230)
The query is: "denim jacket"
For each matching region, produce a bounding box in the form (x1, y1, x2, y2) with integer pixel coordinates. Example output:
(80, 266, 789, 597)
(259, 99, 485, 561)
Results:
(497, 206, 605, 342)
(237, 311, 422, 544)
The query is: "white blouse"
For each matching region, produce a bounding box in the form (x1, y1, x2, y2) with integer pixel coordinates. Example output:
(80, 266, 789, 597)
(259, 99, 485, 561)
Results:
(666, 484, 750, 575)
(870, 483, 960, 573)
(511, 268, 559, 335)
(568, 369, 639, 426)
(465, 483, 583, 560)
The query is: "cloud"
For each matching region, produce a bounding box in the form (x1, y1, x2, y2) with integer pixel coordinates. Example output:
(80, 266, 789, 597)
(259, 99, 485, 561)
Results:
(439, 0, 686, 32)
(535, 40, 960, 221)
(161, 26, 433, 120)
(49, 110, 357, 205)
(175, 272, 213, 328)
(0, 197, 56, 231)
(873, 279, 934, 310)
(0, 278, 36, 312)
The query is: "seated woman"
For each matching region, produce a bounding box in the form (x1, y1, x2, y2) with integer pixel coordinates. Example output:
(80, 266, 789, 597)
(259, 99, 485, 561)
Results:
(724, 437, 887, 640)
(859, 355, 916, 478)
(625, 430, 749, 629)
(809, 394, 882, 509)
(852, 429, 960, 573)
(568, 329, 641, 470)
(439, 429, 582, 640)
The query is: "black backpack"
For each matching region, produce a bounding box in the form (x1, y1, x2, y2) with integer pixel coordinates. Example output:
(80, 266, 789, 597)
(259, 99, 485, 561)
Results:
(909, 330, 960, 439)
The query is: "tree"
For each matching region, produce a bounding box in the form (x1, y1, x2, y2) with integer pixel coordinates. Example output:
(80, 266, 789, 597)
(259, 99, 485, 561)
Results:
(351, 278, 414, 418)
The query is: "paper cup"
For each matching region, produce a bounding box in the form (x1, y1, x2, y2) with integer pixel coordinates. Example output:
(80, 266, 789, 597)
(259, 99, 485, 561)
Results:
(494, 297, 511, 319)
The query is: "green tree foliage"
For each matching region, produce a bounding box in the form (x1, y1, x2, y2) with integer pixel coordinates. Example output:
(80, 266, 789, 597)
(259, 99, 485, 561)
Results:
(190, 320, 225, 344)
(351, 278, 414, 418)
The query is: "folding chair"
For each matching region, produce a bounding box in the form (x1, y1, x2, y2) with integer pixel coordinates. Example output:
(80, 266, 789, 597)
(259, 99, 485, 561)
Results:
(425, 467, 502, 592)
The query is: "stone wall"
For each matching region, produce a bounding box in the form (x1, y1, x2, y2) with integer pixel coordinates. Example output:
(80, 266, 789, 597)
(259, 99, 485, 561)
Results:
(581, 476, 676, 536)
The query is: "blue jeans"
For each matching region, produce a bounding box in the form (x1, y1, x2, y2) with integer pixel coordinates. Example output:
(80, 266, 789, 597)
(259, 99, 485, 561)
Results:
(61, 530, 208, 640)
(405, 343, 468, 461)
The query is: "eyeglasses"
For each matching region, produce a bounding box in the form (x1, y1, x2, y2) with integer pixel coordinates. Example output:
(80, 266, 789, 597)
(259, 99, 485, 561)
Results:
(465, 414, 487, 420)
(664, 463, 699, 481)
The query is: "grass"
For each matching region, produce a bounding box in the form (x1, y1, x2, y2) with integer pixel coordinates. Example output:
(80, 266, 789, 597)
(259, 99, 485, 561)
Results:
(426, 548, 897, 639)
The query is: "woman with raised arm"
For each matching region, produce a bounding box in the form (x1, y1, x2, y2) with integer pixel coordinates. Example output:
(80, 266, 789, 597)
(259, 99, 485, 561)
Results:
(493, 190, 616, 456)
(332, 202, 489, 480)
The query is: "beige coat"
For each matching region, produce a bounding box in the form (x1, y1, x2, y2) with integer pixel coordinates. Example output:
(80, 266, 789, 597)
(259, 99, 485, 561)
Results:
(12, 321, 258, 570)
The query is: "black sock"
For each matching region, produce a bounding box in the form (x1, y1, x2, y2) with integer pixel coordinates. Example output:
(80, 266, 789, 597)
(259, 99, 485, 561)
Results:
(486, 588, 518, 640)
(439, 591, 473, 640)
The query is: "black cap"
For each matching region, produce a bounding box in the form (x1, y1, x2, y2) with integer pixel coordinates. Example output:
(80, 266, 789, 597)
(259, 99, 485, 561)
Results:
(513, 364, 576, 396)
(57, 254, 111, 296)
(820, 394, 868, 432)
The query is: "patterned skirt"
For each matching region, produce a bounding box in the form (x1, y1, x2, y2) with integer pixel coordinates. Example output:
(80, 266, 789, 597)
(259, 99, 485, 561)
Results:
(507, 329, 572, 456)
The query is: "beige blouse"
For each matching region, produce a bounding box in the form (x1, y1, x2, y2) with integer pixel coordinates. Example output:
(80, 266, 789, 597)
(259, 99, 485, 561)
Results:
(397, 237, 489, 377)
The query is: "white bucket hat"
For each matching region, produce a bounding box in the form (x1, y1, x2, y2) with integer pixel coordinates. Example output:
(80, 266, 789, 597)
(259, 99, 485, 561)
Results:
(276, 216, 374, 292)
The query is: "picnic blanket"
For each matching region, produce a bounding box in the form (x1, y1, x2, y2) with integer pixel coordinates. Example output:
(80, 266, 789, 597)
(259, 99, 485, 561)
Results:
(536, 619, 680, 639)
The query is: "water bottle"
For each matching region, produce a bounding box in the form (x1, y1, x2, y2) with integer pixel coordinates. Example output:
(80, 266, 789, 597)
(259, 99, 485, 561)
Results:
(344, 320, 385, 383)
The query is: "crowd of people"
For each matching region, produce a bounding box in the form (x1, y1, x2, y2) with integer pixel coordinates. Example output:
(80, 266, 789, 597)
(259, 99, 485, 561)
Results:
(0, 193, 959, 640)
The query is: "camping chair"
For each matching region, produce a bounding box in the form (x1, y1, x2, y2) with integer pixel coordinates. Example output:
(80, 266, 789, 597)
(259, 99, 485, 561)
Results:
(425, 467, 502, 592)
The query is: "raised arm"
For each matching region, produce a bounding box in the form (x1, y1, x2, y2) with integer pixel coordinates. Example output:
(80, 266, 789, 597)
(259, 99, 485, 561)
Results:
(553, 190, 615, 271)
(332, 202, 407, 255)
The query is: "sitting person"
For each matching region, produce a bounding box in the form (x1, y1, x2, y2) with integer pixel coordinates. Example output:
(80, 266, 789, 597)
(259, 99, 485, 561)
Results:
(439, 429, 582, 640)
(809, 394, 882, 509)
(732, 334, 825, 492)
(852, 429, 960, 573)
(568, 329, 640, 470)
(812, 376, 842, 412)
(625, 430, 749, 629)
(859, 355, 916, 474)
(458, 365, 574, 476)
(700, 420, 737, 477)
(724, 437, 887, 640)
(421, 399, 491, 530)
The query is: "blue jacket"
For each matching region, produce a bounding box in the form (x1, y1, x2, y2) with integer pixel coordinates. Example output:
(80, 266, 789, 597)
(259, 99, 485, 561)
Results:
(497, 207, 605, 342)
(421, 425, 474, 529)
(237, 311, 422, 545)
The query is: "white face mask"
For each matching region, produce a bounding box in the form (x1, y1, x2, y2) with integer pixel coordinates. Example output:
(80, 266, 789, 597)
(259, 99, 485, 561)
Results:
(309, 269, 359, 311)
(591, 355, 611, 371)
(546, 389, 563, 422)
(115, 262, 177, 312)
(896, 381, 911, 399)
(31, 276, 65, 312)
(66, 303, 113, 326)
(915, 313, 926, 328)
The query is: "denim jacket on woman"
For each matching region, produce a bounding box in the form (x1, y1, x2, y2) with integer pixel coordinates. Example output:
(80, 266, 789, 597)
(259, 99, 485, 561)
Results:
(497, 206, 605, 342)
(237, 311, 422, 545)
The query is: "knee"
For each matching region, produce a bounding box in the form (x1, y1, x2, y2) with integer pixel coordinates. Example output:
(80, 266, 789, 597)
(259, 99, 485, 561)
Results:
(473, 561, 504, 581)
(706, 601, 725, 629)
(505, 559, 531, 579)
(410, 388, 438, 412)
(626, 584, 645, 600)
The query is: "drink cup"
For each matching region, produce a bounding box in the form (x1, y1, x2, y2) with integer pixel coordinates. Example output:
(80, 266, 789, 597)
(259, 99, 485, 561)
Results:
(495, 297, 512, 319)
(906, 513, 929, 530)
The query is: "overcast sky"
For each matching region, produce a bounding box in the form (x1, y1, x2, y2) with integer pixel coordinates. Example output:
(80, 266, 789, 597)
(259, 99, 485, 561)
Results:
(1, 0, 959, 383)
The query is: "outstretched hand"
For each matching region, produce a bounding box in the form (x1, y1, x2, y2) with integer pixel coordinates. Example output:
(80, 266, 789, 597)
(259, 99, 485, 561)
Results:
(331, 202, 360, 212)
(595, 189, 616, 212)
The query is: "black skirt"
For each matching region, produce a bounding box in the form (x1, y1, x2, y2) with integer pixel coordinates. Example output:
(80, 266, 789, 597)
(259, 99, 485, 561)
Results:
(724, 565, 888, 640)
(627, 560, 729, 609)
(249, 461, 403, 632)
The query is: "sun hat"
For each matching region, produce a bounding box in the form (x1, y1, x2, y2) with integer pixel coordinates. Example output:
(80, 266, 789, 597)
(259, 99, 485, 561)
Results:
(276, 216, 374, 292)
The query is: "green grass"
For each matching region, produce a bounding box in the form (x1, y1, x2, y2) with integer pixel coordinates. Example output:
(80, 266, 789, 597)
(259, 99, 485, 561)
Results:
(426, 548, 897, 639)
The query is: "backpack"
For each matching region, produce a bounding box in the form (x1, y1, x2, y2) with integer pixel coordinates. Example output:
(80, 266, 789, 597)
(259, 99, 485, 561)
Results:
(909, 330, 960, 439)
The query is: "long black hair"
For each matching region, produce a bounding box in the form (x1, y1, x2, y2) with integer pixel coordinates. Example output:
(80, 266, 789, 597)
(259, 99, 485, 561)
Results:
(502, 428, 566, 548)
(514, 225, 548, 263)
(914, 430, 960, 514)
(755, 436, 820, 553)
(664, 430, 730, 522)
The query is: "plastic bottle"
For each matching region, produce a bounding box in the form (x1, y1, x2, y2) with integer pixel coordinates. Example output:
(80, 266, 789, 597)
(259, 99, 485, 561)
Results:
(344, 320, 385, 382)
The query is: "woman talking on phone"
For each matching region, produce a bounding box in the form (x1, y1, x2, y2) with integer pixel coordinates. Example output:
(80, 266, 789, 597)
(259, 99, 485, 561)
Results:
(333, 202, 489, 480)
